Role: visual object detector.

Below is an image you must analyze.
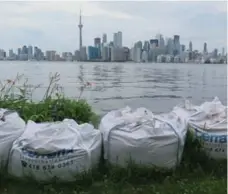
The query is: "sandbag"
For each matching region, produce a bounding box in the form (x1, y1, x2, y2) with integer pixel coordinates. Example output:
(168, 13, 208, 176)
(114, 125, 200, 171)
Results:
(173, 97, 227, 159)
(0, 109, 25, 169)
(8, 119, 102, 181)
(99, 106, 187, 168)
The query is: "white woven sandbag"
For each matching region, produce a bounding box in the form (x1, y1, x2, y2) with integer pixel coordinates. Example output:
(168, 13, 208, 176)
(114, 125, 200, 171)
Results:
(0, 109, 25, 168)
(8, 119, 102, 181)
(173, 97, 227, 159)
(99, 106, 187, 168)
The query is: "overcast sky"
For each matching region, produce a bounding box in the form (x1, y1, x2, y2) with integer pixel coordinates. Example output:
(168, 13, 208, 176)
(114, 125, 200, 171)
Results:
(0, 1, 227, 53)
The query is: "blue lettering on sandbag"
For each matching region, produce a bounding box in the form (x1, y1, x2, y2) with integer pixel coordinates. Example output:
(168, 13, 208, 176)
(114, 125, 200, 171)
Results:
(21, 149, 74, 159)
(191, 126, 227, 144)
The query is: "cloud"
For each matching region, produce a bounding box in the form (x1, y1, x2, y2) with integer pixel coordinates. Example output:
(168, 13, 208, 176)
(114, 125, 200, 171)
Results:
(0, 1, 226, 53)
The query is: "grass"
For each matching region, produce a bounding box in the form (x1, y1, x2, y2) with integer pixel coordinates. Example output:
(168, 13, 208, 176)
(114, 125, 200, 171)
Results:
(0, 73, 227, 194)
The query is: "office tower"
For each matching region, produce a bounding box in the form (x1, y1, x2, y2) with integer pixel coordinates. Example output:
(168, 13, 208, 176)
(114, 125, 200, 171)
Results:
(22, 45, 28, 54)
(173, 35, 180, 56)
(135, 41, 143, 50)
(117, 31, 122, 47)
(113, 31, 122, 48)
(166, 38, 174, 55)
(17, 48, 21, 56)
(28, 45, 33, 60)
(149, 39, 159, 48)
(9, 49, 14, 58)
(102, 33, 107, 44)
(203, 42, 207, 53)
(189, 41, 193, 52)
(213, 49, 218, 58)
(222, 47, 225, 56)
(156, 34, 165, 48)
(143, 41, 150, 51)
(94, 37, 101, 47)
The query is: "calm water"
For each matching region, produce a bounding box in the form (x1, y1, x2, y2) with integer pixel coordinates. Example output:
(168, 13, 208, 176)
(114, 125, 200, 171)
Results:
(0, 61, 227, 115)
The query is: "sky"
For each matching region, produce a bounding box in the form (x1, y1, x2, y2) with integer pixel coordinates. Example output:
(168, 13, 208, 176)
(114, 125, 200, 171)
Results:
(0, 0, 227, 53)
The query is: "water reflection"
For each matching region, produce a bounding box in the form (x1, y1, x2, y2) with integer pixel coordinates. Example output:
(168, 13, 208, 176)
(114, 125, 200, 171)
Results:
(0, 61, 226, 114)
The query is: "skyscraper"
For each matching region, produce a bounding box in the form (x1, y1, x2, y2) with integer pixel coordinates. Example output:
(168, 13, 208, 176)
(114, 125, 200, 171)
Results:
(28, 45, 33, 60)
(113, 33, 118, 47)
(166, 38, 173, 55)
(143, 41, 150, 51)
(173, 35, 180, 56)
(156, 34, 165, 48)
(94, 37, 101, 47)
(189, 41, 192, 52)
(117, 31, 122, 47)
(203, 42, 207, 53)
(78, 9, 83, 50)
(102, 33, 107, 44)
(113, 31, 122, 48)
(222, 47, 225, 56)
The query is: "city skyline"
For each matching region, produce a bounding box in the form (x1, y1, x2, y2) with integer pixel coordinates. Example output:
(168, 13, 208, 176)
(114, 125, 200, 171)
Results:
(0, 1, 227, 52)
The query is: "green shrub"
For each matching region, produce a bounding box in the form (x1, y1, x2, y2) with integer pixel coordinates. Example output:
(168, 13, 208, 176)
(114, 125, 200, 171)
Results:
(0, 98, 99, 127)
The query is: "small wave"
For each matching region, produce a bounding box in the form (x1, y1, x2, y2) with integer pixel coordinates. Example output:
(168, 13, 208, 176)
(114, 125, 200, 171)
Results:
(93, 95, 183, 101)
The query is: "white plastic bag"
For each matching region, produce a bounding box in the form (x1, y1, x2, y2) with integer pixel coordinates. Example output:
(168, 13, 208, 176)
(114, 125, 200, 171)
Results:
(0, 109, 25, 168)
(173, 97, 227, 159)
(99, 106, 187, 169)
(8, 119, 102, 181)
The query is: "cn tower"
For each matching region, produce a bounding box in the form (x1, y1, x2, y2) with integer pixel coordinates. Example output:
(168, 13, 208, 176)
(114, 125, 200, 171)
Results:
(78, 9, 83, 50)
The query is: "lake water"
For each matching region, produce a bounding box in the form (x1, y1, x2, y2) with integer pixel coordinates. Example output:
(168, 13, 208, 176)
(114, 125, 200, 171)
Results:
(0, 61, 227, 115)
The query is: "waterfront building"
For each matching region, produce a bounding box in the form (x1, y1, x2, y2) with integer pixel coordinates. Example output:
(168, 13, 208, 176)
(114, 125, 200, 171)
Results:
(165, 55, 174, 63)
(203, 42, 207, 54)
(157, 55, 166, 63)
(113, 33, 118, 48)
(74, 50, 80, 61)
(135, 47, 141, 62)
(0, 49, 6, 60)
(173, 35, 180, 56)
(150, 39, 159, 48)
(9, 49, 14, 58)
(113, 31, 122, 48)
(142, 50, 148, 62)
(129, 47, 134, 61)
(123, 47, 130, 61)
(213, 49, 218, 58)
(102, 33, 107, 44)
(222, 47, 225, 57)
(156, 34, 165, 48)
(134, 41, 143, 50)
(166, 38, 173, 55)
(46, 50, 56, 61)
(143, 41, 150, 51)
(102, 46, 109, 61)
(174, 55, 181, 63)
(94, 37, 101, 48)
(66, 52, 73, 61)
(80, 46, 87, 61)
(22, 45, 28, 54)
(189, 41, 193, 52)
(62, 52, 68, 60)
(111, 47, 125, 62)
(28, 45, 33, 60)
(88, 46, 99, 60)
(61, 52, 73, 61)
(17, 48, 21, 56)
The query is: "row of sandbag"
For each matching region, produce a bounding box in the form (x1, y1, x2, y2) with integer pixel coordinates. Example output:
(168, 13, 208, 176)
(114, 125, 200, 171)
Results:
(0, 97, 227, 182)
